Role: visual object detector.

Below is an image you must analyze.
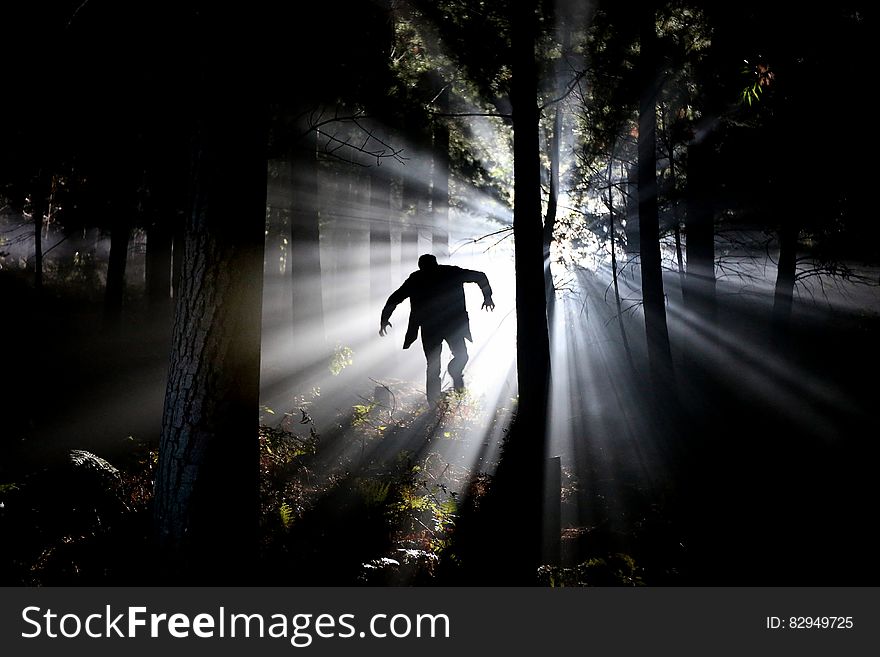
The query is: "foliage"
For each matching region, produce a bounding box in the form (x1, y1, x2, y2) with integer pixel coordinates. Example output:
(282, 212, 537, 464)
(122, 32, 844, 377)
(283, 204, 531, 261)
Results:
(537, 553, 645, 586)
(259, 414, 320, 534)
(0, 441, 156, 585)
(740, 61, 774, 107)
(329, 345, 354, 376)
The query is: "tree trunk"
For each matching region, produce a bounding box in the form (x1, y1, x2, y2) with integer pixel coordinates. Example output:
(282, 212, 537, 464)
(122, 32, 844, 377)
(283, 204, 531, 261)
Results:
(637, 6, 674, 389)
(773, 222, 798, 332)
(401, 110, 430, 271)
(542, 103, 560, 313)
(370, 162, 392, 305)
(610, 181, 635, 372)
(153, 60, 268, 582)
(507, 0, 551, 581)
(145, 220, 173, 307)
(683, 138, 716, 324)
(104, 216, 131, 323)
(543, 20, 570, 314)
(289, 130, 324, 344)
(401, 226, 419, 272)
(31, 184, 45, 291)
(431, 84, 450, 259)
(171, 213, 184, 299)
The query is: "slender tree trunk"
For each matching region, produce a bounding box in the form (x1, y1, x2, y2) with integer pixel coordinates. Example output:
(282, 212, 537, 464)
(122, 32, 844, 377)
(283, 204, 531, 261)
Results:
(171, 213, 184, 299)
(543, 20, 570, 314)
(638, 6, 674, 388)
(332, 169, 360, 344)
(263, 205, 281, 277)
(458, 0, 551, 586)
(683, 138, 716, 324)
(543, 104, 561, 313)
(104, 216, 131, 323)
(145, 220, 173, 307)
(153, 47, 268, 582)
(401, 109, 430, 271)
(610, 180, 635, 372)
(401, 226, 419, 272)
(289, 130, 324, 344)
(431, 84, 450, 259)
(31, 185, 45, 291)
(665, 118, 686, 290)
(773, 222, 798, 332)
(673, 225, 685, 285)
(370, 162, 392, 305)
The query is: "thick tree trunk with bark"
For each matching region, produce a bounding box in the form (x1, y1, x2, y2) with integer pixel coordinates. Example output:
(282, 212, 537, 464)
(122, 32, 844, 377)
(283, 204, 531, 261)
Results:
(153, 51, 268, 581)
(637, 6, 674, 389)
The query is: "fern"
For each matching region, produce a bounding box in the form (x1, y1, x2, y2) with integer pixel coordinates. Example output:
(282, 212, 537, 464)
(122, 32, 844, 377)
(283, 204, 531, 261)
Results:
(279, 502, 294, 528)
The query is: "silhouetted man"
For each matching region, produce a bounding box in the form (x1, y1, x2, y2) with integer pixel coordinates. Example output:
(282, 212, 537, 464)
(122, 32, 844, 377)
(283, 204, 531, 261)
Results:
(380, 254, 494, 402)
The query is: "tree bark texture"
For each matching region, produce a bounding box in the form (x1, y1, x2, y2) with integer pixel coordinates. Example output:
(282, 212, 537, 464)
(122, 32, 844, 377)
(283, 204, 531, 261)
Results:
(153, 52, 268, 581)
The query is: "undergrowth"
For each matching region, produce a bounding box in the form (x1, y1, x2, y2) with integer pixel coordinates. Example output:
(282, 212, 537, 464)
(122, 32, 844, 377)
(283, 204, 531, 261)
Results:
(0, 383, 674, 585)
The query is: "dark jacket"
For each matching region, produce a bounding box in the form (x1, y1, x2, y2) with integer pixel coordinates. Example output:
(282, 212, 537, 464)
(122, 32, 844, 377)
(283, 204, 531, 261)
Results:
(381, 265, 493, 349)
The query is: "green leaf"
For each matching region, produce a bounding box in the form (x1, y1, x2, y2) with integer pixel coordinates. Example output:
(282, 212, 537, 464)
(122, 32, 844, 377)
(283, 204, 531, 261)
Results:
(279, 502, 294, 528)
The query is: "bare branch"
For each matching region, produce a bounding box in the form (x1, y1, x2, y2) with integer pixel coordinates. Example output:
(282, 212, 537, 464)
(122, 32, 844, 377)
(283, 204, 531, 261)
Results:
(429, 111, 512, 119)
(315, 129, 407, 167)
(66, 0, 91, 29)
(538, 69, 587, 111)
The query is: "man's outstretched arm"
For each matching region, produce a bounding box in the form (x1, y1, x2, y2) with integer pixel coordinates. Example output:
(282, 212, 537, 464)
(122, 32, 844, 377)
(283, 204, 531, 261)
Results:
(379, 278, 412, 336)
(461, 269, 495, 311)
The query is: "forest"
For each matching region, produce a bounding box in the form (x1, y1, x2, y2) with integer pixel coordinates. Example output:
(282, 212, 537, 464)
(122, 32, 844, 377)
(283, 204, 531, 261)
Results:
(0, 0, 876, 586)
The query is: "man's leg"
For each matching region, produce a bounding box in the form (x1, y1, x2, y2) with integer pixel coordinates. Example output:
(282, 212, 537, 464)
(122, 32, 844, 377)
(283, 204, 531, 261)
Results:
(422, 334, 443, 403)
(446, 333, 469, 391)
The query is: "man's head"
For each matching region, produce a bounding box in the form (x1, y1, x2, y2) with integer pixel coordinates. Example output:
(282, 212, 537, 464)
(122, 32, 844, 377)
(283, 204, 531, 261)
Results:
(418, 254, 438, 270)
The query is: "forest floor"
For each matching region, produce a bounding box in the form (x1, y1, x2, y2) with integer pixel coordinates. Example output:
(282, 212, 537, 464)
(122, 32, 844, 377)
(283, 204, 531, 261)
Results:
(1, 268, 878, 585)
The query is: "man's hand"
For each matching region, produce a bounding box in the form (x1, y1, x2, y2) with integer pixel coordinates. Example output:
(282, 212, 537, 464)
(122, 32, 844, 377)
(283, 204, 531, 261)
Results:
(379, 320, 392, 336)
(481, 296, 495, 312)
